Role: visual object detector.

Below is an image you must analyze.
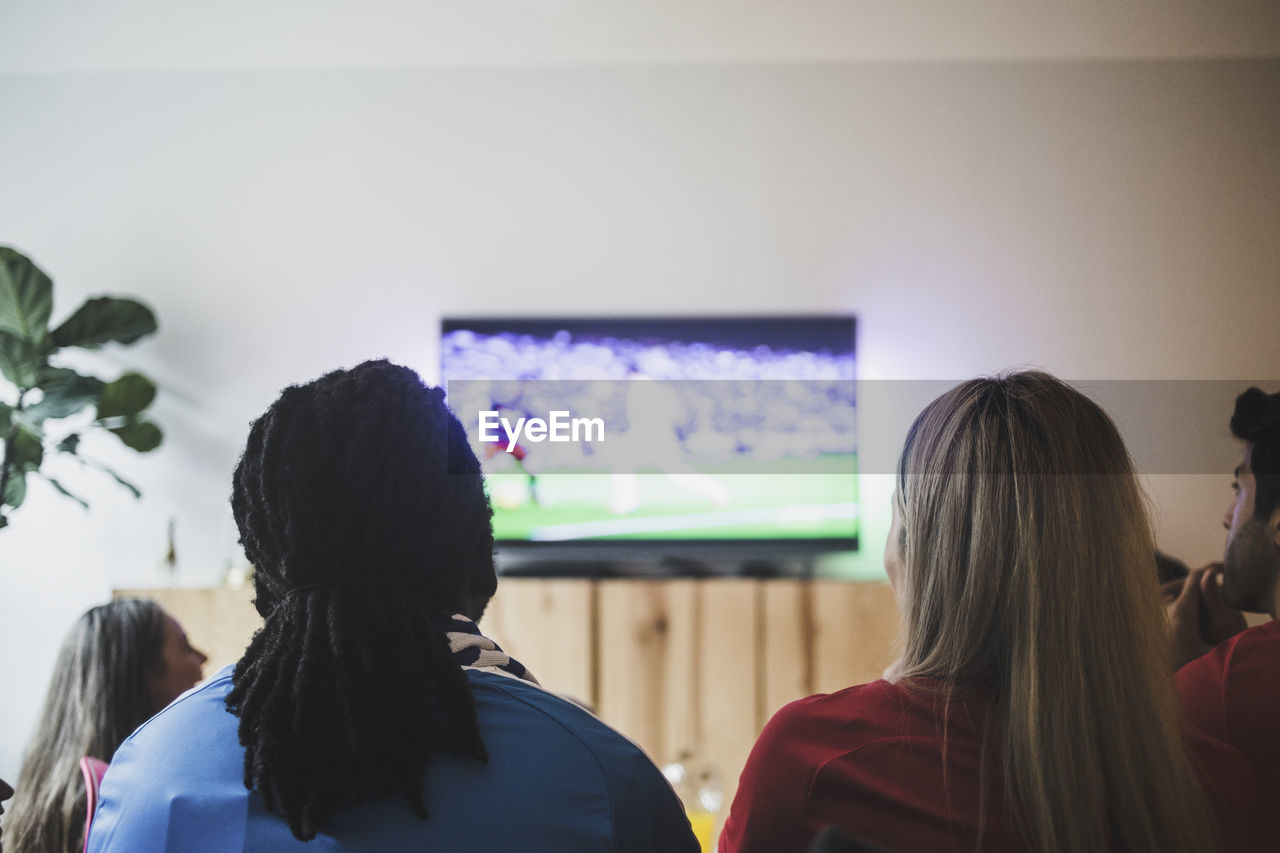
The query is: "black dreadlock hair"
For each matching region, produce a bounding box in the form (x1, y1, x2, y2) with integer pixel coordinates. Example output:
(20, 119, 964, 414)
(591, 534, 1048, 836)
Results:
(1230, 386, 1280, 521)
(227, 359, 498, 841)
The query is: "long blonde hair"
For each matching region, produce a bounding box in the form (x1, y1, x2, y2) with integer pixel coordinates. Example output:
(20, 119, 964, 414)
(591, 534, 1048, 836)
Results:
(891, 371, 1217, 853)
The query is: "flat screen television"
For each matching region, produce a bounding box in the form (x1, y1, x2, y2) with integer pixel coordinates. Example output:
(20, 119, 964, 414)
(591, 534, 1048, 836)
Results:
(441, 317, 857, 572)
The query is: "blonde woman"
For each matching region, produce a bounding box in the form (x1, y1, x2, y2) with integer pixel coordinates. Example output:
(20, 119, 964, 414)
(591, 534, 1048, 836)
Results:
(720, 371, 1259, 853)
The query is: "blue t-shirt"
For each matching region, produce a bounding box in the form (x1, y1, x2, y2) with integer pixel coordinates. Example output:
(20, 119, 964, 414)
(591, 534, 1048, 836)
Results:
(88, 665, 697, 852)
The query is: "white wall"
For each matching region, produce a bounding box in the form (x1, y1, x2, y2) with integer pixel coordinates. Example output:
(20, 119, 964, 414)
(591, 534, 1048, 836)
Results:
(1, 8, 1278, 783)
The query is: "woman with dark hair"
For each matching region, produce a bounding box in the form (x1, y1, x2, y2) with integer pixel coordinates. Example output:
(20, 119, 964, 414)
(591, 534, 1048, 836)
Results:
(6, 598, 206, 853)
(721, 371, 1259, 853)
(1176, 386, 1280, 847)
(87, 360, 696, 851)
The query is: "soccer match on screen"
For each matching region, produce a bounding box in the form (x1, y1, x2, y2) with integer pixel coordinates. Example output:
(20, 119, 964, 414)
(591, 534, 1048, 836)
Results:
(442, 318, 858, 544)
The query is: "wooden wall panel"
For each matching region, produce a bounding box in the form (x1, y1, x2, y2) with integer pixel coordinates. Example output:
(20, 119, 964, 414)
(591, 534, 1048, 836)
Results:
(695, 579, 760, 817)
(482, 578, 595, 705)
(596, 580, 689, 763)
(658, 580, 700, 766)
(760, 580, 812, 724)
(810, 580, 899, 694)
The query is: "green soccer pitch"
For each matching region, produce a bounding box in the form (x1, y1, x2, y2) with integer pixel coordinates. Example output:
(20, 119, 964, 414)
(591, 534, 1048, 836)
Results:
(485, 454, 858, 542)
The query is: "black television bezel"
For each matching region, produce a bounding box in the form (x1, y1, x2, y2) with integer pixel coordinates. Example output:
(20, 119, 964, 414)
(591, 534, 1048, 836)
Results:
(441, 315, 859, 574)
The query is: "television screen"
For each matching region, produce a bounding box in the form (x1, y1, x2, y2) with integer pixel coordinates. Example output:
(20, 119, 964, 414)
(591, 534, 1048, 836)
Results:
(441, 317, 857, 552)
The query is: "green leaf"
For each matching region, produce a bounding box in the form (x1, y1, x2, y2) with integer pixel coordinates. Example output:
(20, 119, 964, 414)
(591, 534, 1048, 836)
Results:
(57, 433, 81, 454)
(24, 368, 104, 421)
(10, 427, 44, 471)
(109, 419, 163, 452)
(10, 409, 44, 434)
(0, 247, 54, 342)
(51, 297, 157, 349)
(0, 329, 49, 389)
(97, 372, 157, 419)
(42, 474, 89, 509)
(82, 458, 142, 498)
(3, 468, 26, 509)
(0, 402, 9, 434)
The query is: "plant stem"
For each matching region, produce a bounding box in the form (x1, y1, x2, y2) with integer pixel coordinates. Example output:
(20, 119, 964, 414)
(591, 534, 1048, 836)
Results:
(0, 429, 13, 510)
(0, 391, 27, 512)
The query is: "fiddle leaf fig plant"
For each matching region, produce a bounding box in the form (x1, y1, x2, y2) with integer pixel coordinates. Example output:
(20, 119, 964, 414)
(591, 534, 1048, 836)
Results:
(0, 246, 163, 529)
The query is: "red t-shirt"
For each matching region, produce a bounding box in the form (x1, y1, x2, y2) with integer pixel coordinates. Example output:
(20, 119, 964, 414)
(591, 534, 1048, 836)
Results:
(1179, 619, 1280, 847)
(720, 679, 1259, 853)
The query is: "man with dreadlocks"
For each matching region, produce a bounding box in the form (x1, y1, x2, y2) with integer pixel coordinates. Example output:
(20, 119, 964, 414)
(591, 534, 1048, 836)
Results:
(86, 360, 698, 852)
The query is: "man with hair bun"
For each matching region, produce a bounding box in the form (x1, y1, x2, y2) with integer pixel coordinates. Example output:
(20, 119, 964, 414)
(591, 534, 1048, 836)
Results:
(87, 360, 697, 852)
(1176, 386, 1280, 846)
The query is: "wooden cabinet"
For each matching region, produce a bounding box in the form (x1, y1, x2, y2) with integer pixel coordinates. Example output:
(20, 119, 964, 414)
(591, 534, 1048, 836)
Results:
(118, 578, 899, 818)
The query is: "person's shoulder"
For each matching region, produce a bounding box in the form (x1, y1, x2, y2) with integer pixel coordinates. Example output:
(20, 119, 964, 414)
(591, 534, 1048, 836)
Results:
(108, 663, 241, 787)
(724, 681, 931, 853)
(105, 665, 241, 790)
(465, 670, 599, 724)
(757, 680, 917, 749)
(1214, 620, 1280, 703)
(776, 679, 921, 721)
(464, 671, 698, 852)
(464, 670, 653, 765)
(794, 678, 900, 706)
(1178, 620, 1280, 749)
(130, 664, 236, 737)
(1225, 619, 1280, 653)
(90, 667, 244, 852)
(1208, 618, 1280, 654)
(1182, 619, 1280, 683)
